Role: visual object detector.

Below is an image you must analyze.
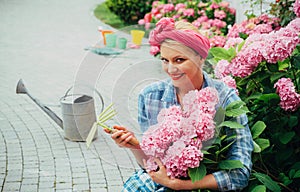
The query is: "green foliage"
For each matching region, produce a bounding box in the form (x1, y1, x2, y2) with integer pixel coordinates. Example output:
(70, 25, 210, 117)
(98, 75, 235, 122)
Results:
(189, 100, 252, 183)
(269, 0, 296, 26)
(218, 160, 244, 170)
(242, 0, 296, 26)
(189, 163, 207, 183)
(94, 3, 126, 28)
(209, 34, 300, 191)
(105, 0, 154, 24)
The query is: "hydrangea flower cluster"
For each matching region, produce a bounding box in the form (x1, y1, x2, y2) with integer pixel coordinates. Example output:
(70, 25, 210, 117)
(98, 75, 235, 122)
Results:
(274, 78, 300, 112)
(226, 14, 280, 39)
(138, 1, 235, 40)
(141, 87, 219, 178)
(215, 18, 300, 78)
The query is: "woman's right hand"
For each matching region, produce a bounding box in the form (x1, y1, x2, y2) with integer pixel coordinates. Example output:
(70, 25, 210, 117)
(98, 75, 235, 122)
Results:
(110, 125, 140, 149)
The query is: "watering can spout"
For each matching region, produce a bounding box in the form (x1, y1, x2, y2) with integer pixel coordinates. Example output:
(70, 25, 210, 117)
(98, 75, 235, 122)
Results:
(16, 79, 64, 129)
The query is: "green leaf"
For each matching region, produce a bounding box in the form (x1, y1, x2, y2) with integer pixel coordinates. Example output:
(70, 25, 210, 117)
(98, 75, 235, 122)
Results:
(270, 73, 287, 83)
(225, 106, 249, 117)
(291, 54, 300, 70)
(293, 170, 300, 178)
(257, 93, 280, 103)
(291, 162, 300, 170)
(227, 47, 236, 60)
(267, 62, 279, 72)
(216, 140, 235, 156)
(225, 100, 246, 110)
(252, 173, 281, 192)
(279, 131, 295, 144)
(279, 172, 293, 186)
(217, 121, 244, 129)
(225, 101, 249, 117)
(278, 60, 290, 71)
(237, 40, 245, 52)
(288, 115, 298, 128)
(218, 160, 243, 170)
(251, 121, 266, 139)
(188, 163, 206, 183)
(209, 47, 232, 61)
(214, 107, 225, 126)
(289, 169, 296, 179)
(255, 138, 270, 152)
(253, 140, 261, 153)
(239, 32, 248, 39)
(203, 158, 217, 164)
(251, 185, 266, 192)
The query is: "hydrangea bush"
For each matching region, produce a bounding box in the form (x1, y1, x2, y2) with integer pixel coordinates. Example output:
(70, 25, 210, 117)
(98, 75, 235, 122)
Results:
(138, 0, 235, 44)
(209, 1, 300, 190)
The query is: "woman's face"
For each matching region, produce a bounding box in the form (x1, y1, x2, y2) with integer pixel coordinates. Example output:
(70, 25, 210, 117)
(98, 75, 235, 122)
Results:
(160, 43, 204, 89)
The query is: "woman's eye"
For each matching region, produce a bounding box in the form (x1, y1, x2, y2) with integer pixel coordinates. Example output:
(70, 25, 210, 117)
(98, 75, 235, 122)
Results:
(161, 58, 169, 64)
(175, 58, 185, 63)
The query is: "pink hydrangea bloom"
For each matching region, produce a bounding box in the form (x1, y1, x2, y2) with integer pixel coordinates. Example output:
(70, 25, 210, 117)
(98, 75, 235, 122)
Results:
(214, 59, 231, 79)
(141, 87, 219, 178)
(138, 19, 145, 25)
(198, 2, 208, 8)
(198, 15, 209, 23)
(183, 8, 194, 17)
(164, 143, 203, 178)
(192, 20, 201, 28)
(230, 41, 264, 77)
(214, 10, 227, 20)
(226, 14, 280, 38)
(154, 13, 163, 20)
(210, 35, 227, 47)
(261, 27, 299, 63)
(163, 4, 175, 13)
(226, 24, 244, 38)
(220, 1, 229, 8)
(175, 3, 186, 11)
(150, 45, 160, 56)
(224, 37, 243, 49)
(228, 7, 236, 15)
(210, 2, 220, 9)
(209, 19, 226, 28)
(274, 78, 300, 111)
(249, 24, 273, 35)
(286, 18, 300, 32)
(294, 0, 300, 17)
(152, 1, 159, 7)
(227, 16, 299, 78)
(221, 76, 239, 95)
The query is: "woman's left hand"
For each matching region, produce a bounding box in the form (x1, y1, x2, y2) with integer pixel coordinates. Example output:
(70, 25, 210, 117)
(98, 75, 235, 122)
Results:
(145, 158, 177, 189)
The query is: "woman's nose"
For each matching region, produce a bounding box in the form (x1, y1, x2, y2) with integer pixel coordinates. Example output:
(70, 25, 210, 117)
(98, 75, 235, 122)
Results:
(168, 63, 178, 73)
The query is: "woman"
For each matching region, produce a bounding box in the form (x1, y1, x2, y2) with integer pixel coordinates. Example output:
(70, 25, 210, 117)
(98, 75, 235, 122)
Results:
(110, 17, 253, 191)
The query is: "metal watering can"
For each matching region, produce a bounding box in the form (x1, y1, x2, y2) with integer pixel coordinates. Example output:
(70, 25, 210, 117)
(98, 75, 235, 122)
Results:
(16, 79, 104, 142)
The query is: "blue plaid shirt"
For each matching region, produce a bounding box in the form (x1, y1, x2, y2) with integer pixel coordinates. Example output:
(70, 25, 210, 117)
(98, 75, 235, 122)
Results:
(134, 72, 253, 191)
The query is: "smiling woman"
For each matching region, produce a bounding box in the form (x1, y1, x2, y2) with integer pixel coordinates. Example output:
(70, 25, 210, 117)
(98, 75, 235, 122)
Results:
(106, 17, 254, 192)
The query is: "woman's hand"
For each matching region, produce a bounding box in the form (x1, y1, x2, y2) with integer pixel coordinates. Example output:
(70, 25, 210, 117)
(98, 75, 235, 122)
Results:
(110, 125, 140, 149)
(146, 158, 178, 189)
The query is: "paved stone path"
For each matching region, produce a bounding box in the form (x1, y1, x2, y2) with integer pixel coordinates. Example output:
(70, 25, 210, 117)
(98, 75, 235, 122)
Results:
(0, 0, 166, 191)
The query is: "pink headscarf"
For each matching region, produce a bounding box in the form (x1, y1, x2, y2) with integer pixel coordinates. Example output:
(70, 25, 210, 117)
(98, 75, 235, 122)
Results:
(149, 17, 210, 58)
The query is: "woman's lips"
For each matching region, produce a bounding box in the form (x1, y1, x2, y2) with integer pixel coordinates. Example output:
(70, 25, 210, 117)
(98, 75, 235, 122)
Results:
(169, 73, 184, 80)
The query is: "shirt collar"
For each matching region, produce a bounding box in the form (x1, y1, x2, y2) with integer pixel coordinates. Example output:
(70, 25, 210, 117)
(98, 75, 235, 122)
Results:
(161, 79, 176, 103)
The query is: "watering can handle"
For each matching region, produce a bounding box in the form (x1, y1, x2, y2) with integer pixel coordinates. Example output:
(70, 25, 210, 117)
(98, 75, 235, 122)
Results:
(64, 85, 104, 113)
